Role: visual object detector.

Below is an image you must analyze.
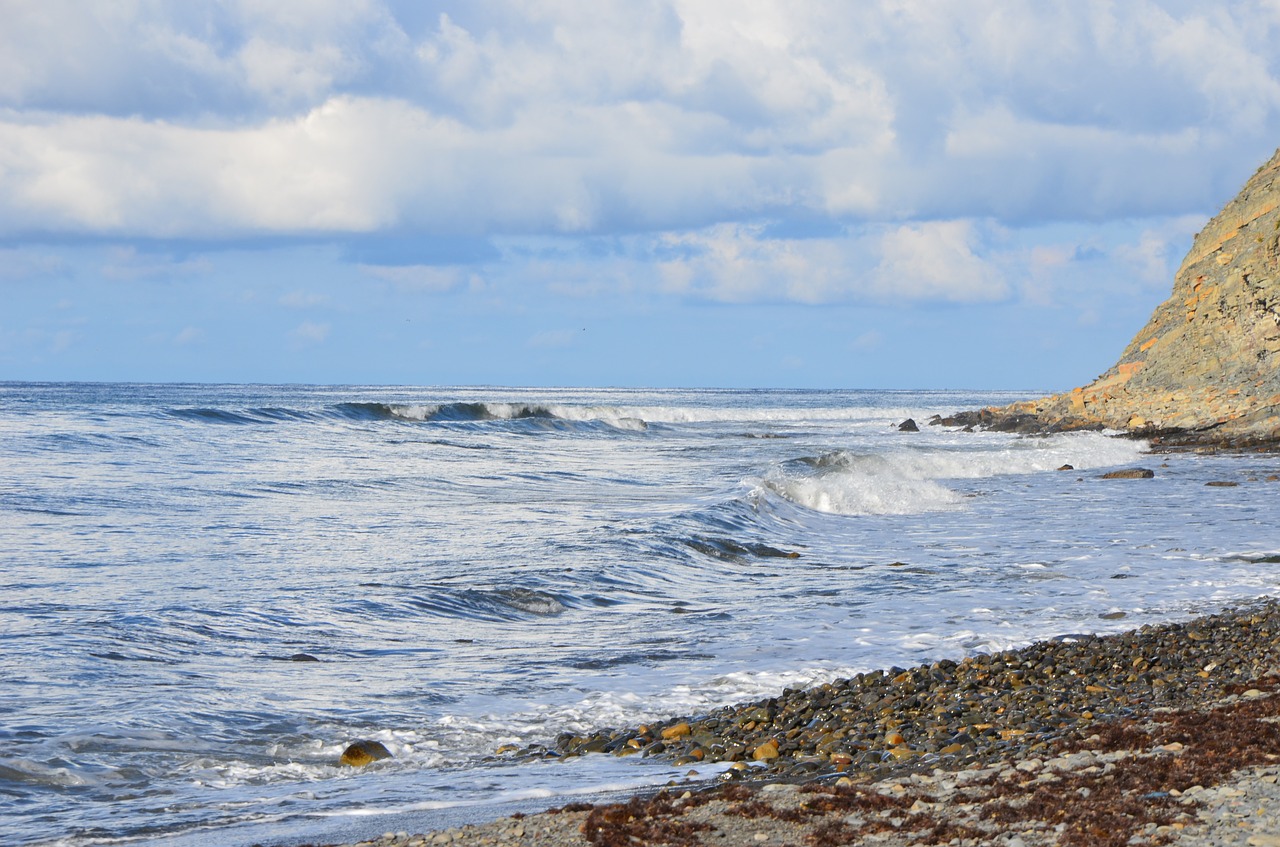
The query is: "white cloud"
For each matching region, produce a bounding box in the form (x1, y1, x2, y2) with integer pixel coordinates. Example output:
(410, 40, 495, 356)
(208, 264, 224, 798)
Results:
(290, 320, 330, 345)
(657, 223, 849, 303)
(100, 247, 212, 280)
(0, 0, 1277, 312)
(237, 38, 358, 106)
(871, 220, 1008, 303)
(360, 263, 472, 292)
(656, 220, 1007, 304)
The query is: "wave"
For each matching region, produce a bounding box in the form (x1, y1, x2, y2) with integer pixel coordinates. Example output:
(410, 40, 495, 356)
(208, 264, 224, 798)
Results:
(681, 535, 801, 561)
(165, 393, 1023, 431)
(168, 402, 649, 431)
(352, 586, 571, 623)
(757, 431, 1146, 517)
(339, 402, 652, 431)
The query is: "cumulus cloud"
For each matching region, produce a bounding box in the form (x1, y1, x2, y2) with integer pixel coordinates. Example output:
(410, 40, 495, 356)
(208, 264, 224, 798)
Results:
(1112, 214, 1206, 286)
(0, 1, 1275, 243)
(1, 1, 1278, 311)
(655, 219, 1007, 304)
(871, 220, 1008, 302)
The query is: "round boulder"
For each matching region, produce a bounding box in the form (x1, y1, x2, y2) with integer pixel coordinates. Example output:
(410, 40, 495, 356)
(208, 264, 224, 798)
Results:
(340, 739, 393, 767)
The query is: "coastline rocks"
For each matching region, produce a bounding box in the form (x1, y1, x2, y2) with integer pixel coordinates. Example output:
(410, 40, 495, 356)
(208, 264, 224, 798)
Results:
(523, 601, 1280, 789)
(354, 680, 1280, 847)
(897, 418, 920, 432)
(946, 147, 1280, 449)
(1099, 468, 1156, 479)
(340, 740, 393, 767)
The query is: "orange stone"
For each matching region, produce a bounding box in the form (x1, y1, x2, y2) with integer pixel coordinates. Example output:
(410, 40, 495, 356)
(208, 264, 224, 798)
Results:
(752, 740, 780, 761)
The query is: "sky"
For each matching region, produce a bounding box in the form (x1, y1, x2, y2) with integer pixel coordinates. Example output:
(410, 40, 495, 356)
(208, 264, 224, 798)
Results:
(4, 1, 1280, 390)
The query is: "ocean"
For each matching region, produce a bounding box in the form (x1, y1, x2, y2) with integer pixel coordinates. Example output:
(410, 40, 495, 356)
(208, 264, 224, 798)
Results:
(2, 382, 1278, 846)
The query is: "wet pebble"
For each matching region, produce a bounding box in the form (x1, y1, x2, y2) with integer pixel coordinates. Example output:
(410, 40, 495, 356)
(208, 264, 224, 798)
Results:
(521, 600, 1280, 788)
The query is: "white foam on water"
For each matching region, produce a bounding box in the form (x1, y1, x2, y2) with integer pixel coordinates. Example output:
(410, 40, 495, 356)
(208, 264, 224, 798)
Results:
(757, 431, 1147, 516)
(380, 400, 953, 428)
(0, 760, 102, 789)
(759, 470, 962, 516)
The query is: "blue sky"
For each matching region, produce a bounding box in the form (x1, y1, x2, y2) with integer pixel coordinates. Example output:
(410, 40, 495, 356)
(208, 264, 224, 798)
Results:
(4, 1, 1280, 389)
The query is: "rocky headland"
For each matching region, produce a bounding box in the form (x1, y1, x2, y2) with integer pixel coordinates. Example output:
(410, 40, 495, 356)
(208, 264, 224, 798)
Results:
(946, 147, 1280, 450)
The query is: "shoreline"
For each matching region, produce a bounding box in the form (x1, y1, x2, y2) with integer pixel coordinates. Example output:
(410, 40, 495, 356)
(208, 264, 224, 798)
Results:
(268, 597, 1280, 847)
(933, 408, 1280, 453)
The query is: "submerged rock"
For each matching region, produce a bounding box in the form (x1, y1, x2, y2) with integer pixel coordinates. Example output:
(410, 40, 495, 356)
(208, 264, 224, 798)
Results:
(1099, 468, 1155, 479)
(340, 739, 393, 767)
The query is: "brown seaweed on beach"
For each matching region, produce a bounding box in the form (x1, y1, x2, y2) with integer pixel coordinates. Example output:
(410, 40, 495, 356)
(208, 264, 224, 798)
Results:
(580, 793, 712, 846)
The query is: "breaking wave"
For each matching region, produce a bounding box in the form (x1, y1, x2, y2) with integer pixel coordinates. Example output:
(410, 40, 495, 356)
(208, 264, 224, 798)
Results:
(757, 431, 1146, 516)
(169, 402, 649, 431)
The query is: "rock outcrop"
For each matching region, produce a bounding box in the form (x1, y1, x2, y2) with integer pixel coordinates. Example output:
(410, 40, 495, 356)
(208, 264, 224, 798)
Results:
(955, 147, 1280, 448)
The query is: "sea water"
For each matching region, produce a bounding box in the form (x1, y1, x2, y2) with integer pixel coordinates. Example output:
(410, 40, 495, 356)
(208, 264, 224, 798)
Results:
(2, 383, 1278, 846)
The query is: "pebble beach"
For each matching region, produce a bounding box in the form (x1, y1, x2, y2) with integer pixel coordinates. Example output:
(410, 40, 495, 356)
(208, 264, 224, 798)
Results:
(296, 597, 1280, 847)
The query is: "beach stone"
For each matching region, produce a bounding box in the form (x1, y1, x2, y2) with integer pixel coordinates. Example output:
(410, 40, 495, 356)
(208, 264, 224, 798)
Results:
(505, 598, 1280, 822)
(661, 722, 691, 740)
(897, 418, 919, 432)
(752, 740, 780, 760)
(1099, 468, 1155, 479)
(340, 739, 393, 767)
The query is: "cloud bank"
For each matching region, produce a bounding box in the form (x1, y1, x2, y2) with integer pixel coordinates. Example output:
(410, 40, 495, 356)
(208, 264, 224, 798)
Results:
(3, 1, 1277, 241)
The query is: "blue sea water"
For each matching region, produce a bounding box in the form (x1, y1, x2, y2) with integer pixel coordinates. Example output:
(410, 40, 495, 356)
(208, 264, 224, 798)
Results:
(2, 382, 1279, 846)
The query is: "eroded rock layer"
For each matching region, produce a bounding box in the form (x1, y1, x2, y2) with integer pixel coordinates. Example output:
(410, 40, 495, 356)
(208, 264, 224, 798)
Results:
(975, 147, 1280, 446)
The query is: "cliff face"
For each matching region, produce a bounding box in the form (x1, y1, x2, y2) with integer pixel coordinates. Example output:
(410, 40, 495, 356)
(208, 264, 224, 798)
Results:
(983, 147, 1280, 446)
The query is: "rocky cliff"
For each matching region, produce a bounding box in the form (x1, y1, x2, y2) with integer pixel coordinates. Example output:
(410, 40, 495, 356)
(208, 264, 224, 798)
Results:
(955, 147, 1280, 449)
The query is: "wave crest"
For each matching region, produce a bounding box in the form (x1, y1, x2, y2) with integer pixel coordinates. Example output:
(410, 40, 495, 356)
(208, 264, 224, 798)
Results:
(758, 432, 1146, 517)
